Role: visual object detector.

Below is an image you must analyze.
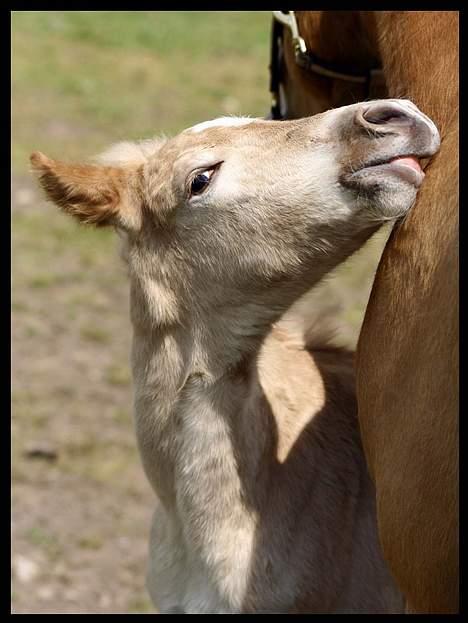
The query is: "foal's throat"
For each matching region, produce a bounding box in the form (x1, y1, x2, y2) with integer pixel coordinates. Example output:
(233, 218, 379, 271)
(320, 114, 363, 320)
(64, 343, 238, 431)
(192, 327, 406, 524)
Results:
(131, 319, 274, 507)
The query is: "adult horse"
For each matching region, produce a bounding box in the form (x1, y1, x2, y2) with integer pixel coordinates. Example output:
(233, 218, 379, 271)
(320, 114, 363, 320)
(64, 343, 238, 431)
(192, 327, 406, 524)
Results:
(270, 11, 458, 614)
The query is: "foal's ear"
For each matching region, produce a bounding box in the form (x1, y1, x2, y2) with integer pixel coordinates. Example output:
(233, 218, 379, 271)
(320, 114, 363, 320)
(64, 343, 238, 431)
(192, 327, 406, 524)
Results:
(30, 151, 141, 230)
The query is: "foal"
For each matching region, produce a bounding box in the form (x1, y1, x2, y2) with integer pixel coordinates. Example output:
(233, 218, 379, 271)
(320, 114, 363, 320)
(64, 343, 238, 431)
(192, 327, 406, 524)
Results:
(31, 99, 439, 613)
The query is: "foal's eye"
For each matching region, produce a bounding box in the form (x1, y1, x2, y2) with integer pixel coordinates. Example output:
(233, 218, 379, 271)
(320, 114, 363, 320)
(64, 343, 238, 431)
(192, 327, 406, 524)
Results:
(190, 167, 218, 196)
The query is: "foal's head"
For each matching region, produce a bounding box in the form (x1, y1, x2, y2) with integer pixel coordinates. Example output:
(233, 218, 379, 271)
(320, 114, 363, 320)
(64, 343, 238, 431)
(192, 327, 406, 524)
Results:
(31, 100, 439, 333)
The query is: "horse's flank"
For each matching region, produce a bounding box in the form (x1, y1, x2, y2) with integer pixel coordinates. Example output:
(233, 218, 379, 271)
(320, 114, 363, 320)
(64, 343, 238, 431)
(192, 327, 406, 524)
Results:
(357, 12, 459, 614)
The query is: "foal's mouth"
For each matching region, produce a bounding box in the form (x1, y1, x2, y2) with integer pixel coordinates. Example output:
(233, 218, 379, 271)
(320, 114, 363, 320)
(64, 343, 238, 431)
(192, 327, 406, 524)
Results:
(351, 155, 425, 188)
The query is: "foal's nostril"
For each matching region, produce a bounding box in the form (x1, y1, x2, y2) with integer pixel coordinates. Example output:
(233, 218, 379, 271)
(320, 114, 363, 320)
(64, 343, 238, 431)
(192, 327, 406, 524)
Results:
(362, 104, 413, 126)
(352, 100, 440, 158)
(363, 109, 410, 125)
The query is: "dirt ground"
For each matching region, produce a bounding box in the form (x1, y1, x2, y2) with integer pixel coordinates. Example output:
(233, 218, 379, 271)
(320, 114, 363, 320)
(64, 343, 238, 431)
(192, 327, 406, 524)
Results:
(12, 174, 156, 613)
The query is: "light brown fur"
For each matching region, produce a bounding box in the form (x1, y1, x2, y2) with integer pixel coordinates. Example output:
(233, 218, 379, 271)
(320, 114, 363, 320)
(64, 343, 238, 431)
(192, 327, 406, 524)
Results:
(279, 11, 459, 613)
(31, 100, 438, 613)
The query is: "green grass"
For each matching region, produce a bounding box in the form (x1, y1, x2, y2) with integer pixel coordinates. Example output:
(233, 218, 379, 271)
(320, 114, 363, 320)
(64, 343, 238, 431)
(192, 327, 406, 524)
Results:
(105, 364, 131, 387)
(12, 210, 115, 258)
(77, 535, 104, 551)
(26, 526, 59, 550)
(127, 595, 154, 614)
(12, 11, 269, 56)
(12, 11, 271, 171)
(80, 326, 112, 344)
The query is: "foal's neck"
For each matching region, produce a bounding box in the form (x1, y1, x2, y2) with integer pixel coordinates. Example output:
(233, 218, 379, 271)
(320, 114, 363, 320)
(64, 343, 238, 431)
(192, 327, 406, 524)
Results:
(131, 311, 277, 505)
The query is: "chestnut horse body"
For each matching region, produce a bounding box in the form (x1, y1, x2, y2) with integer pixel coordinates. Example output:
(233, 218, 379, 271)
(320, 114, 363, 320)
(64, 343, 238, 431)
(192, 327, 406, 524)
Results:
(276, 11, 458, 613)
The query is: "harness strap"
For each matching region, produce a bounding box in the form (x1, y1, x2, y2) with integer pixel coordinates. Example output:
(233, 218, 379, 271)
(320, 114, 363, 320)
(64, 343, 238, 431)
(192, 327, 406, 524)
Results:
(269, 11, 386, 119)
(295, 49, 372, 84)
(269, 17, 284, 120)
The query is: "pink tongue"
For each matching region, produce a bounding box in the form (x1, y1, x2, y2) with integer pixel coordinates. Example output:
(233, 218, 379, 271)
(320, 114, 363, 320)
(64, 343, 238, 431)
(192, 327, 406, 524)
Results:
(390, 156, 422, 172)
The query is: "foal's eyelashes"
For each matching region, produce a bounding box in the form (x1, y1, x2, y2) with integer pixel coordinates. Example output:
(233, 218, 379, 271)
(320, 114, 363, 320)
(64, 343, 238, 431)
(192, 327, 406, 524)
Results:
(188, 162, 223, 198)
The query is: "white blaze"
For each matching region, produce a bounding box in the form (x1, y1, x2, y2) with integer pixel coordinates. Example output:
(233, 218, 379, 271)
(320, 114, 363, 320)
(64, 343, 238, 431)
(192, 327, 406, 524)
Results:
(188, 117, 256, 133)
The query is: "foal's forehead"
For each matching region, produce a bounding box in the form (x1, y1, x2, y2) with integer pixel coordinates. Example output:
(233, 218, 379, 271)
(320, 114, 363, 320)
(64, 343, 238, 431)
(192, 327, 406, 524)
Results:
(163, 115, 308, 161)
(180, 115, 320, 145)
(178, 117, 267, 148)
(172, 116, 287, 153)
(187, 116, 257, 134)
(157, 116, 265, 159)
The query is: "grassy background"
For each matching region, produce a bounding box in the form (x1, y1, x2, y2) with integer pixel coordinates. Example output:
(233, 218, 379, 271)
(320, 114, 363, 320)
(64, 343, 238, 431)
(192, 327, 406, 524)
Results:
(12, 11, 270, 167)
(12, 11, 389, 614)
